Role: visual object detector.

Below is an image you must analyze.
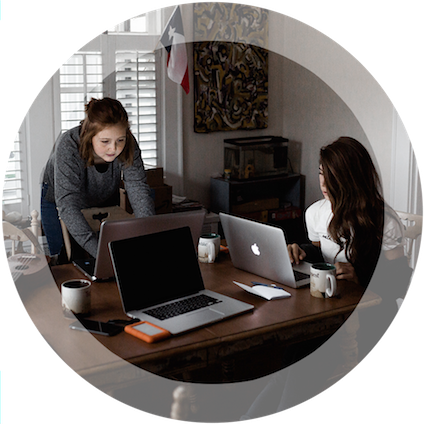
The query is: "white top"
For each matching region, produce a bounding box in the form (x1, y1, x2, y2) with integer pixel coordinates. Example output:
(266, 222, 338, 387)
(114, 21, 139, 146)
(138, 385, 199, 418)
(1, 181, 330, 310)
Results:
(305, 199, 405, 264)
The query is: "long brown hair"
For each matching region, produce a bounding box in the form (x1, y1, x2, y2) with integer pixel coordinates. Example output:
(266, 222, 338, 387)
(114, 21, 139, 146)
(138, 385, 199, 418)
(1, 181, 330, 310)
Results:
(79, 97, 135, 166)
(320, 137, 384, 285)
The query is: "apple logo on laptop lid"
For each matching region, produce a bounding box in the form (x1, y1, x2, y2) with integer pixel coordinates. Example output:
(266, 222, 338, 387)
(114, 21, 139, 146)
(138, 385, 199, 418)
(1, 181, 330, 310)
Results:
(251, 243, 261, 256)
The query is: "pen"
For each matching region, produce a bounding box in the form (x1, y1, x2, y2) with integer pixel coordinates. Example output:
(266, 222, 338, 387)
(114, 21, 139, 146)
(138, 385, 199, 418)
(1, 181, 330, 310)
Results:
(252, 281, 285, 290)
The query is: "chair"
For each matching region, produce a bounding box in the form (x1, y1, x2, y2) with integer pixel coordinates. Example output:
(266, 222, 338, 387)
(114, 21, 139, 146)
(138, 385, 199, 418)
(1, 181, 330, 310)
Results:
(59, 217, 72, 261)
(395, 211, 422, 268)
(59, 205, 134, 261)
(395, 211, 422, 309)
(3, 210, 42, 256)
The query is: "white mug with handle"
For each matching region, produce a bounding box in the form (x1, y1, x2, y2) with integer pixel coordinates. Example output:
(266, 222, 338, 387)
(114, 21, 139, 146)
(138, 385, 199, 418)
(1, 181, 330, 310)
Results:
(198, 233, 221, 263)
(310, 263, 337, 298)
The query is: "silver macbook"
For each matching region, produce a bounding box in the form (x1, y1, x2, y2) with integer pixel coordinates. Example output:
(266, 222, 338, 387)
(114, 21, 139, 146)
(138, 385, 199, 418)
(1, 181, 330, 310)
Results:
(109, 226, 254, 335)
(219, 212, 310, 288)
(73, 209, 206, 281)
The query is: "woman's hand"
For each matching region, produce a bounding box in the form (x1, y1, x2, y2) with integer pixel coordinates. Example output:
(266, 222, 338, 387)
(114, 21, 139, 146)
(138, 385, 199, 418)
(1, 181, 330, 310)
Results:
(287, 243, 306, 264)
(335, 262, 359, 284)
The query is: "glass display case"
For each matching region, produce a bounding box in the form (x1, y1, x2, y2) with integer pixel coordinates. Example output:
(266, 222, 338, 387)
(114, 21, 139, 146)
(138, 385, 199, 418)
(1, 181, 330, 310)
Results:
(224, 136, 288, 180)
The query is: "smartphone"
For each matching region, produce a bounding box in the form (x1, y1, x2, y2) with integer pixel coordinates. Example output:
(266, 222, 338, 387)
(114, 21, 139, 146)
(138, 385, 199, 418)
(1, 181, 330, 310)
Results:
(69, 318, 123, 336)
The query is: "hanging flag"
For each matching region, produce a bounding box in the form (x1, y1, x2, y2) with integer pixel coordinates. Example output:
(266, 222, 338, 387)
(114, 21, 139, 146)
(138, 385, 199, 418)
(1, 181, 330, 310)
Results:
(160, 6, 190, 94)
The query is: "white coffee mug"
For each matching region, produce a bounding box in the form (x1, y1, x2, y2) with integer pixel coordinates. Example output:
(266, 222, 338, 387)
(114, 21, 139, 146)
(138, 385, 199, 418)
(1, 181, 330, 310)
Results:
(198, 233, 221, 263)
(310, 263, 337, 298)
(61, 279, 91, 318)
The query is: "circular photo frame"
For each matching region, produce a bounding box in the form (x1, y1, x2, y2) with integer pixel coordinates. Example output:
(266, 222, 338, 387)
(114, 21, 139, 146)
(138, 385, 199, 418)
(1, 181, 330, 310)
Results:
(1, 2, 422, 423)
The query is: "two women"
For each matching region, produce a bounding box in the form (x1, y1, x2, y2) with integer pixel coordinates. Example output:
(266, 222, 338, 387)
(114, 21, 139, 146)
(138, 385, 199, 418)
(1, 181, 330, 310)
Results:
(41, 97, 155, 260)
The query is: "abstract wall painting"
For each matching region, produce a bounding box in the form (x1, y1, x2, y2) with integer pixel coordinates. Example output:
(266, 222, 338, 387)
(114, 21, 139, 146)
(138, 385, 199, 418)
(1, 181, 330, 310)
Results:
(193, 3, 269, 133)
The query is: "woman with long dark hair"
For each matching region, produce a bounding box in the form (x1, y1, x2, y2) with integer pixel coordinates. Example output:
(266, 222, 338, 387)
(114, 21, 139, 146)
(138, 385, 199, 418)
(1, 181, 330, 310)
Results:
(41, 97, 155, 260)
(289, 136, 405, 288)
(241, 137, 411, 418)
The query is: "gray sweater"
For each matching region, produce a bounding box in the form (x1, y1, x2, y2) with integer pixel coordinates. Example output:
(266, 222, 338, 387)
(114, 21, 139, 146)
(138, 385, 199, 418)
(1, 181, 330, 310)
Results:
(43, 126, 155, 257)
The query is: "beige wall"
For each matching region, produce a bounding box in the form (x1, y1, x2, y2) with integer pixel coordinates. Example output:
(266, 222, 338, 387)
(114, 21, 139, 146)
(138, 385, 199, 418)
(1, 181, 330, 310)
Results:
(167, 6, 418, 216)
(180, 48, 367, 209)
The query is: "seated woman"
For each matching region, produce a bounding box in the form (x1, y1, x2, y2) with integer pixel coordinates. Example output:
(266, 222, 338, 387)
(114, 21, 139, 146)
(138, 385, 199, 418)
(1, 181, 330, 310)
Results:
(289, 136, 411, 393)
(241, 137, 412, 419)
(41, 97, 155, 261)
(289, 137, 411, 311)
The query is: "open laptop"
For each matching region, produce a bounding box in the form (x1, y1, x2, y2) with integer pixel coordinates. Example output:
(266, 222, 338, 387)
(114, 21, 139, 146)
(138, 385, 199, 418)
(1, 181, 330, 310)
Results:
(219, 212, 310, 288)
(108, 226, 254, 335)
(73, 209, 206, 281)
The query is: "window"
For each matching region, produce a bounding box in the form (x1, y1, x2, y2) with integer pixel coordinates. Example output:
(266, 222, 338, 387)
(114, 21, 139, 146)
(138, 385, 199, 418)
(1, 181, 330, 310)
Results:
(108, 15, 147, 33)
(2, 11, 163, 215)
(60, 52, 103, 131)
(3, 132, 24, 206)
(58, 13, 159, 166)
(116, 51, 157, 167)
(107, 12, 161, 34)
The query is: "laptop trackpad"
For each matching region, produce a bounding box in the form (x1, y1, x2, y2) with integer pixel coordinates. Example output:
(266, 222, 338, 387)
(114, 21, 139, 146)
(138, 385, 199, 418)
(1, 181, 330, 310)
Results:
(188, 308, 225, 322)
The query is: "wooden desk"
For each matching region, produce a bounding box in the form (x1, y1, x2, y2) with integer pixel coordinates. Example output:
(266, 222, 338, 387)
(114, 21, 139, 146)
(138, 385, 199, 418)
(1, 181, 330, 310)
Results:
(15, 253, 381, 391)
(14, 253, 383, 420)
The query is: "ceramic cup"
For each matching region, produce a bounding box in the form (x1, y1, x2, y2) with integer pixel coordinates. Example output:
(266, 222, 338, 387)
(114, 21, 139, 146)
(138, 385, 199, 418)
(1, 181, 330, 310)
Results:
(198, 233, 221, 263)
(61, 279, 92, 318)
(310, 263, 337, 298)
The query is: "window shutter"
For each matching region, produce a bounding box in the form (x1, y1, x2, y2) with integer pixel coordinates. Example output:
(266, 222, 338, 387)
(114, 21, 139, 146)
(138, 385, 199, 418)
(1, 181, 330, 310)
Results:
(116, 51, 157, 168)
(3, 132, 24, 205)
(59, 49, 158, 168)
(60, 52, 103, 132)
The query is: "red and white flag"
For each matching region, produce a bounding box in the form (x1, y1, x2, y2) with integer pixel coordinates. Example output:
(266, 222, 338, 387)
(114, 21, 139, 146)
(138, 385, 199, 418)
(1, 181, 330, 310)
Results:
(160, 6, 190, 94)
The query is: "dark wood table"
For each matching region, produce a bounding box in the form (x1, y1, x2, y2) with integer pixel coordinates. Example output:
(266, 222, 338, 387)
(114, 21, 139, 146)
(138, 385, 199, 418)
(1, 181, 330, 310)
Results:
(15, 252, 381, 392)
(13, 252, 383, 420)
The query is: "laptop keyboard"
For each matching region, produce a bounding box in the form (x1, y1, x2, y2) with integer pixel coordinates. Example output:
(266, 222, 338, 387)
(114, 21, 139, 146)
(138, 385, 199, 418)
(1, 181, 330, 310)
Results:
(144, 294, 223, 321)
(293, 269, 309, 282)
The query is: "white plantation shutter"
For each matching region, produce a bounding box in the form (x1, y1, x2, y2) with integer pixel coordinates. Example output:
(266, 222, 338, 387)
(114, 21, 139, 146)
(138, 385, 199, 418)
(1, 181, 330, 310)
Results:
(59, 49, 158, 167)
(116, 51, 157, 168)
(3, 132, 24, 205)
(2, 13, 161, 214)
(60, 52, 103, 131)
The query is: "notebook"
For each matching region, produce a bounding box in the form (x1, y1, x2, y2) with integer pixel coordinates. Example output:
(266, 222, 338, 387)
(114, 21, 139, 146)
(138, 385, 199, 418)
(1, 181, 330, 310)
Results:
(219, 212, 310, 288)
(108, 226, 254, 335)
(73, 209, 206, 281)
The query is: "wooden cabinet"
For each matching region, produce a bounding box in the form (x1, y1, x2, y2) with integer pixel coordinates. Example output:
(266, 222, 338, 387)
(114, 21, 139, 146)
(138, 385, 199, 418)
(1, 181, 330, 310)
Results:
(210, 173, 306, 243)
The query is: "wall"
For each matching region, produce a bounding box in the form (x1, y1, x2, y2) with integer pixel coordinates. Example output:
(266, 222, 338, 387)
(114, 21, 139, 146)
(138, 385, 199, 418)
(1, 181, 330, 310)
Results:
(181, 49, 367, 209)
(179, 7, 382, 210)
(180, 45, 285, 206)
(280, 56, 369, 207)
(23, 78, 60, 215)
(272, 14, 395, 203)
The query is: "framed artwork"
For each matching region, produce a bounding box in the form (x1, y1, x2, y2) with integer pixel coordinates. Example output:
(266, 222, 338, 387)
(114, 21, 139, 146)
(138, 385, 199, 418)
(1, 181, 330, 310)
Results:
(193, 3, 269, 133)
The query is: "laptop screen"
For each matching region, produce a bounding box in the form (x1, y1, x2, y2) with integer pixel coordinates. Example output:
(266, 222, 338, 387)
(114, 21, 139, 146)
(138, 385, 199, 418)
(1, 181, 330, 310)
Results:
(94, 209, 206, 280)
(109, 226, 205, 312)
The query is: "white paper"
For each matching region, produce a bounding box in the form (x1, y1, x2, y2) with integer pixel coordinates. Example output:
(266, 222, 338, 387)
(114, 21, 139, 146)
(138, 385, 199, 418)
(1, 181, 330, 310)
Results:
(233, 281, 291, 300)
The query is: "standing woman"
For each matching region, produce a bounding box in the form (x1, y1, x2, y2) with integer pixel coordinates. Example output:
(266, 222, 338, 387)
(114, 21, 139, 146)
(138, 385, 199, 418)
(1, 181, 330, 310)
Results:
(41, 97, 155, 260)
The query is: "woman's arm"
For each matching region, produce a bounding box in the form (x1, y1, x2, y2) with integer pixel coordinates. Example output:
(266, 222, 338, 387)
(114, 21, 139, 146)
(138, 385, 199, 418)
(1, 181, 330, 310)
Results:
(288, 241, 322, 264)
(334, 262, 359, 284)
(336, 245, 408, 286)
(54, 130, 99, 257)
(122, 141, 155, 217)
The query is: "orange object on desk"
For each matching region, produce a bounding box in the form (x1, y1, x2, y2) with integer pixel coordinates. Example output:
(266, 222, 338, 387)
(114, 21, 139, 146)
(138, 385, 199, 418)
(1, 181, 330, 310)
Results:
(125, 321, 172, 343)
(220, 245, 229, 254)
